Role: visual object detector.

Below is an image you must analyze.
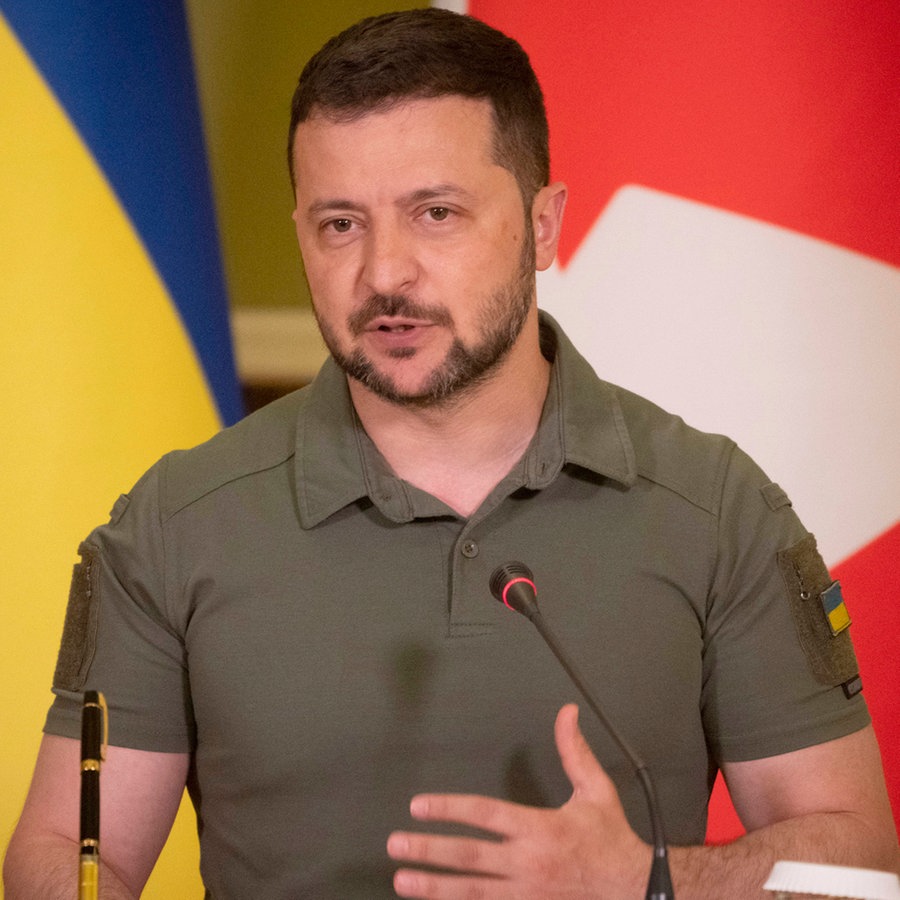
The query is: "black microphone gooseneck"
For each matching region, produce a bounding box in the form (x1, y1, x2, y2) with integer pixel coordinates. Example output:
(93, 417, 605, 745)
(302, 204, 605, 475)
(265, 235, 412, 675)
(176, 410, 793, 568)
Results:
(489, 561, 674, 900)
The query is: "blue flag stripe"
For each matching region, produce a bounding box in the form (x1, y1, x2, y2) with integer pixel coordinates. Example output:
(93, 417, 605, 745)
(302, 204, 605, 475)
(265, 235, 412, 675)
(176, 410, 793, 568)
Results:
(1, 0, 242, 425)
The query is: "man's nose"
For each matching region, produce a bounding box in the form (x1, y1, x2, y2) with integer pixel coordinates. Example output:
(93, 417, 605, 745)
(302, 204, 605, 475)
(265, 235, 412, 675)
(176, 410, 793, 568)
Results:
(360, 222, 418, 296)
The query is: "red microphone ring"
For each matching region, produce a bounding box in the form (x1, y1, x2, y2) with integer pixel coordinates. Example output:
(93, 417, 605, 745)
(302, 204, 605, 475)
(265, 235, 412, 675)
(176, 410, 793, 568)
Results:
(502, 577, 537, 610)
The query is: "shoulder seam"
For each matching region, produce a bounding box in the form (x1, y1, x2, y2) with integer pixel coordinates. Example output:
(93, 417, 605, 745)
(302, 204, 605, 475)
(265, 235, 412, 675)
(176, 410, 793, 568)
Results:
(160, 449, 296, 523)
(634, 435, 735, 516)
(159, 389, 305, 521)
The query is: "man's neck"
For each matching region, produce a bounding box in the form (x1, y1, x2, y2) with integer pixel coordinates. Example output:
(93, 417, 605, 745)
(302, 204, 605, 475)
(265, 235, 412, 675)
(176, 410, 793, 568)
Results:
(348, 319, 551, 518)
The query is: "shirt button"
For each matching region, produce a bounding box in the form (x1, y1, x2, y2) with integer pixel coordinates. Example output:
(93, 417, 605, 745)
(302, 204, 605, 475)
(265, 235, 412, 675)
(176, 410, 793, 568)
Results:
(461, 540, 479, 558)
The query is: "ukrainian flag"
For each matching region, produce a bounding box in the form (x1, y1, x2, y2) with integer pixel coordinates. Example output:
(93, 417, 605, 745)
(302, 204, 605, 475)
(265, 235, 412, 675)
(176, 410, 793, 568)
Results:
(0, 2, 239, 893)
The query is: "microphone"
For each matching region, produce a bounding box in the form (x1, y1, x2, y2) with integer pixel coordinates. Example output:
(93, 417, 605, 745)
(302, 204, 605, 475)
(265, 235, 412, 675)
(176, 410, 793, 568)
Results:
(490, 562, 674, 900)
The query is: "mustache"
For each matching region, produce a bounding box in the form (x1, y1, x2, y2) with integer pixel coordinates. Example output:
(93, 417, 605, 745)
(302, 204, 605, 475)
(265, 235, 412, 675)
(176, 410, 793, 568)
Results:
(348, 294, 453, 336)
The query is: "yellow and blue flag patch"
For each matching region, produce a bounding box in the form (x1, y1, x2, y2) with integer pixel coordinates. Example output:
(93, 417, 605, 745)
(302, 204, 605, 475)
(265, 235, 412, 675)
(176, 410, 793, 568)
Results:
(820, 580, 851, 636)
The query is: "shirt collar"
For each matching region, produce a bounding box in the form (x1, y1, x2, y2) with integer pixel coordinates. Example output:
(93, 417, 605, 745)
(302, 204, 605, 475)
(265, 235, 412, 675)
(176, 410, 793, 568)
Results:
(525, 311, 637, 491)
(293, 358, 370, 528)
(294, 311, 637, 528)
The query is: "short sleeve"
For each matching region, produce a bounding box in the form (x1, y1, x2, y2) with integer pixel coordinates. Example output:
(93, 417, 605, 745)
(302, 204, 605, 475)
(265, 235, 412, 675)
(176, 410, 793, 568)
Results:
(44, 460, 196, 752)
(700, 445, 869, 763)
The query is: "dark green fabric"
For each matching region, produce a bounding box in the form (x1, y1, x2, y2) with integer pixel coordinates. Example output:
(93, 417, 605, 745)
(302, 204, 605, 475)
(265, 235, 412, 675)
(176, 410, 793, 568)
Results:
(46, 313, 869, 899)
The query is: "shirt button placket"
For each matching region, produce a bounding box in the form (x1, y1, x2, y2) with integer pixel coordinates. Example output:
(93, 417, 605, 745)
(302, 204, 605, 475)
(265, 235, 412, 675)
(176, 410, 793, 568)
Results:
(448, 532, 492, 633)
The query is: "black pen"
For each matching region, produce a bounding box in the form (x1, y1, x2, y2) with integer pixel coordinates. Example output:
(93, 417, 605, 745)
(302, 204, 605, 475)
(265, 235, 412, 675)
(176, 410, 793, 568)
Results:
(80, 691, 107, 900)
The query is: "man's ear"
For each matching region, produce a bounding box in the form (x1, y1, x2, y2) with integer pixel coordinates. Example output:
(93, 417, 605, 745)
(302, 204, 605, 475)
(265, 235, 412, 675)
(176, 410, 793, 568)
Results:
(531, 182, 568, 271)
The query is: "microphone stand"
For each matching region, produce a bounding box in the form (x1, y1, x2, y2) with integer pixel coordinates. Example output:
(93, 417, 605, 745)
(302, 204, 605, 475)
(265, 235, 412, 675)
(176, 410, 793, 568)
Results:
(529, 609, 674, 900)
(491, 563, 674, 900)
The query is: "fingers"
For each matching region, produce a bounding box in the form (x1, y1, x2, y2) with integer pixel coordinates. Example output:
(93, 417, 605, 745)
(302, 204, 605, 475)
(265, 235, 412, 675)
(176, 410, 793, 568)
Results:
(387, 794, 540, 895)
(392, 866, 505, 899)
(403, 792, 530, 838)
(386, 707, 639, 898)
(387, 829, 505, 877)
(554, 703, 615, 804)
(387, 826, 510, 899)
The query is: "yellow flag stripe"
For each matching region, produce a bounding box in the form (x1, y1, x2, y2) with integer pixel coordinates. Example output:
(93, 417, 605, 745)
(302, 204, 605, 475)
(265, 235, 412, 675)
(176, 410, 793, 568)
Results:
(1, 16, 211, 895)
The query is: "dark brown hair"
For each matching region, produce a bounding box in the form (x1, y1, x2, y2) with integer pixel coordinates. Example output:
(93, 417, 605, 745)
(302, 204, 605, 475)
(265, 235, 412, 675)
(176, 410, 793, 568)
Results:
(287, 8, 549, 205)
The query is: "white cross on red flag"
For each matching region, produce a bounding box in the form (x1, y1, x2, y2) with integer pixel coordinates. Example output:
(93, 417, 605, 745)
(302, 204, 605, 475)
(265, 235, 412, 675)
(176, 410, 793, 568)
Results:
(462, 0, 900, 841)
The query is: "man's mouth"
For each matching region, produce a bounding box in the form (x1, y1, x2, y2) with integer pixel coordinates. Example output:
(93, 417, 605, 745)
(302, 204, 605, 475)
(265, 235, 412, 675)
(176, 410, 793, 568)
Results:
(366, 317, 434, 335)
(349, 296, 453, 337)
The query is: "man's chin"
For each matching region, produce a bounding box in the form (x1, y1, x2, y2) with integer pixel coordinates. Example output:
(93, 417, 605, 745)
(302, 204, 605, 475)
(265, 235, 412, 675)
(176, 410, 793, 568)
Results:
(337, 334, 509, 408)
(340, 359, 428, 404)
(352, 372, 443, 408)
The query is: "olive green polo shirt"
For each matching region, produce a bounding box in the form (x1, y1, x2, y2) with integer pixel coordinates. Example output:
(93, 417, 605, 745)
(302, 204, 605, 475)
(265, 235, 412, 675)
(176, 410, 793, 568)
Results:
(47, 313, 868, 899)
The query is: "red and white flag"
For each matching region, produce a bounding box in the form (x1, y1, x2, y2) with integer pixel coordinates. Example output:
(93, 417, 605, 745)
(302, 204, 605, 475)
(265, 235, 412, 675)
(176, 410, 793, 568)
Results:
(451, 0, 900, 840)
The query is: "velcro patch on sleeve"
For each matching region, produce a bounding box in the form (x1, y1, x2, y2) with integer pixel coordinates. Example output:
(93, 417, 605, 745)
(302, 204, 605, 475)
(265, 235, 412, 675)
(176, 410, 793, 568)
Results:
(777, 534, 861, 690)
(52, 541, 102, 692)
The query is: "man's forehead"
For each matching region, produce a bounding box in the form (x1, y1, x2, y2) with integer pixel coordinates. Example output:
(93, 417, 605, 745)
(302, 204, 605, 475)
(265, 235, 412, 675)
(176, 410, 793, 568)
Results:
(291, 95, 500, 196)
(293, 94, 495, 147)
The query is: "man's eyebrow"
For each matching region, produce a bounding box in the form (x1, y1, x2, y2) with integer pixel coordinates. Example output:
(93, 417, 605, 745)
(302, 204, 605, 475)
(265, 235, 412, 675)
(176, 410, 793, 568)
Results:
(402, 184, 474, 205)
(305, 198, 365, 219)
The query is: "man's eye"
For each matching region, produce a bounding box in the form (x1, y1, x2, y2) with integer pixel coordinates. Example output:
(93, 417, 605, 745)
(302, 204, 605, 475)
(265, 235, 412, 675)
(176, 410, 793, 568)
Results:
(328, 218, 353, 233)
(428, 207, 450, 221)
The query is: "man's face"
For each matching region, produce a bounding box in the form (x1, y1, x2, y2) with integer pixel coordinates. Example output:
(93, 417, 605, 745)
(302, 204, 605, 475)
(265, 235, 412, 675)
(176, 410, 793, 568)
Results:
(291, 96, 537, 407)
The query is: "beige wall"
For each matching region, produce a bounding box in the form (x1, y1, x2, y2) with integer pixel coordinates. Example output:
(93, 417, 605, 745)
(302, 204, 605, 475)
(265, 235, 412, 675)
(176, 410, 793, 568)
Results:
(185, 3, 430, 390)
(185, 1, 428, 314)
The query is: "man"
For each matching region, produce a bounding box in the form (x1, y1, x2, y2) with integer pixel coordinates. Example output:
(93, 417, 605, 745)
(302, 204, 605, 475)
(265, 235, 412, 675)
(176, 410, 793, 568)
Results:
(4, 8, 897, 898)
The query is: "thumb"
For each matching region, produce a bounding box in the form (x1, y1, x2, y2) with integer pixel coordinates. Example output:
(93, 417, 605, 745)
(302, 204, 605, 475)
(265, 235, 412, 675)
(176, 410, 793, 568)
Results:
(555, 703, 616, 803)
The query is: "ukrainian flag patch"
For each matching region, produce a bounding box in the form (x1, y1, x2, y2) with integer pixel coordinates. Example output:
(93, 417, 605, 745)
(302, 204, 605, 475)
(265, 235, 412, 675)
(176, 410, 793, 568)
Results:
(820, 581, 851, 636)
(778, 535, 860, 688)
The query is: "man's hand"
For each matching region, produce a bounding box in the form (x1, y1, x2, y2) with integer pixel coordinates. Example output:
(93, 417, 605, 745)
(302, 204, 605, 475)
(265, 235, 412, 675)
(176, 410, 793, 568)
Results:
(387, 706, 899, 900)
(386, 703, 652, 899)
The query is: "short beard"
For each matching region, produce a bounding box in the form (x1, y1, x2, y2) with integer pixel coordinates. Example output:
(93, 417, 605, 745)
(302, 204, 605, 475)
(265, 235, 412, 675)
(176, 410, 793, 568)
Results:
(315, 227, 536, 409)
